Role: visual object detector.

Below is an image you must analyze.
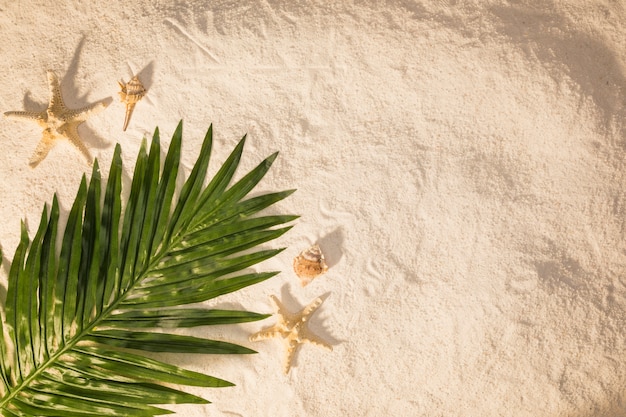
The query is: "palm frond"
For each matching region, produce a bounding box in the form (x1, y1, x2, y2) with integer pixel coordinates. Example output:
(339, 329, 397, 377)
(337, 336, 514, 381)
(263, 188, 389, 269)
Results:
(0, 122, 296, 416)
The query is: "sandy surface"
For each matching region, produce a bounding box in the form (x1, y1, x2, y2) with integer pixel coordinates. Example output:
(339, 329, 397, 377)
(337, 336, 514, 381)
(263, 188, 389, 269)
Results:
(1, 1, 626, 416)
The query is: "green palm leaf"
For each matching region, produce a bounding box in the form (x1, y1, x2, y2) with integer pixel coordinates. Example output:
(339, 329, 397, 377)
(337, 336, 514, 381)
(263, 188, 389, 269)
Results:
(0, 122, 296, 416)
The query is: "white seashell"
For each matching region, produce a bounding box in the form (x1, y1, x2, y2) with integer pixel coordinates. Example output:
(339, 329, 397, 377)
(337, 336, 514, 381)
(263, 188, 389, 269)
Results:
(293, 244, 329, 286)
(118, 76, 146, 131)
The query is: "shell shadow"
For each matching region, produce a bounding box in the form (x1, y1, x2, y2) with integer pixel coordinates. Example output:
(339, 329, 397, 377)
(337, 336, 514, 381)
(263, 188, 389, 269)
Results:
(135, 61, 156, 91)
(317, 227, 344, 268)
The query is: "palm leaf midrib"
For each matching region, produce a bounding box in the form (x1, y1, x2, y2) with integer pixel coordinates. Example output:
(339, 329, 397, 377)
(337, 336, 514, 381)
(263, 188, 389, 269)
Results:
(0, 122, 295, 415)
(0, 206, 213, 408)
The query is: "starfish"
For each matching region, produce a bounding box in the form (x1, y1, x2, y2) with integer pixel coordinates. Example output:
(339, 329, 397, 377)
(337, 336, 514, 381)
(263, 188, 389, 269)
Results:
(249, 294, 332, 374)
(4, 70, 108, 167)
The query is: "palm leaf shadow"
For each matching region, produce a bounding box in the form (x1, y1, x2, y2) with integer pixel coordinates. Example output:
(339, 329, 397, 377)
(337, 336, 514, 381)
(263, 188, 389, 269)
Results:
(0, 121, 296, 416)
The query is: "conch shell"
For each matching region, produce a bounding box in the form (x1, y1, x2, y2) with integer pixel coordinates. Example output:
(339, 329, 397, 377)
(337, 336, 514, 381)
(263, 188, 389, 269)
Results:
(293, 244, 329, 286)
(118, 76, 146, 131)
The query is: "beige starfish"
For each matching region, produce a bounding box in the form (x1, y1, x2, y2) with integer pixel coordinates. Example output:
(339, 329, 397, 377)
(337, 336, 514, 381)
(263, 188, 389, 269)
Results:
(4, 70, 108, 167)
(249, 294, 332, 374)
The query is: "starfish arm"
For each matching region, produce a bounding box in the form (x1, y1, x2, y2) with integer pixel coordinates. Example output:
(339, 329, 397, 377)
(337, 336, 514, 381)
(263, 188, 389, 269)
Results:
(29, 131, 56, 168)
(4, 110, 45, 121)
(269, 295, 300, 323)
(62, 123, 93, 165)
(249, 325, 285, 342)
(46, 70, 66, 112)
(62, 100, 108, 122)
(283, 339, 299, 374)
(302, 297, 324, 318)
(269, 295, 286, 312)
(299, 326, 333, 351)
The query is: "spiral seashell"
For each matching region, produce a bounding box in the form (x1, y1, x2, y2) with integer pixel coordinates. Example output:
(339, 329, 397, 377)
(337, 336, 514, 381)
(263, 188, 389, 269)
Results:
(118, 76, 146, 131)
(293, 244, 329, 286)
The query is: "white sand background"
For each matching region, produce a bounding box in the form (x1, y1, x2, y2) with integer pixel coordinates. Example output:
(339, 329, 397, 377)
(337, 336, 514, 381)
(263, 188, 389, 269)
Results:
(0, 1, 625, 416)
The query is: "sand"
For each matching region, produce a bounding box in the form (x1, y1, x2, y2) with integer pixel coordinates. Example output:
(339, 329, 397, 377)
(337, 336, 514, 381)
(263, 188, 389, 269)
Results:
(0, 1, 625, 416)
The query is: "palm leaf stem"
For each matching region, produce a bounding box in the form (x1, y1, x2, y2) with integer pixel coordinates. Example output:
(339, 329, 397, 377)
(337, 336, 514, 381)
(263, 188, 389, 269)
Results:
(0, 121, 296, 415)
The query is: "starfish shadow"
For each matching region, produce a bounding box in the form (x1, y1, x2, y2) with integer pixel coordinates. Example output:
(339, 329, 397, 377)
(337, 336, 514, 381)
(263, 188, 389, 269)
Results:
(77, 113, 112, 152)
(61, 35, 112, 152)
(22, 91, 46, 112)
(65, 36, 88, 104)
